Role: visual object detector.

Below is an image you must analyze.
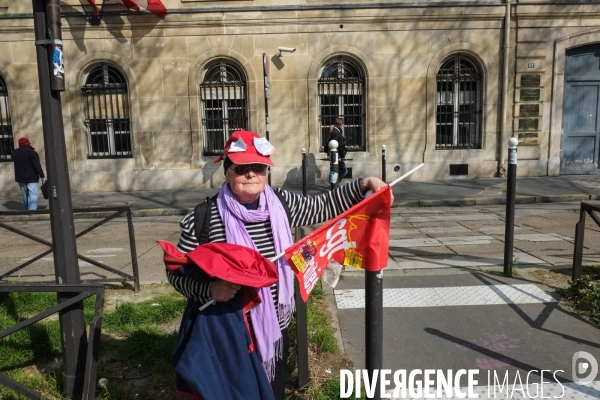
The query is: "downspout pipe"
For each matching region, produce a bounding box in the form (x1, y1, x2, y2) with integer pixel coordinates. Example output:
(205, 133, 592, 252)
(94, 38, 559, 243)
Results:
(499, 0, 511, 177)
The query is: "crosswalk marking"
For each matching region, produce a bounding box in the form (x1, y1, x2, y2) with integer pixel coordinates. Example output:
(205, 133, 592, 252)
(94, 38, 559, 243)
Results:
(334, 284, 557, 309)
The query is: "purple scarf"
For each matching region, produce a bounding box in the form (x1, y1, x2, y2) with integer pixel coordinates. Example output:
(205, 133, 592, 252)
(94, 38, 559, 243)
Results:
(216, 183, 295, 381)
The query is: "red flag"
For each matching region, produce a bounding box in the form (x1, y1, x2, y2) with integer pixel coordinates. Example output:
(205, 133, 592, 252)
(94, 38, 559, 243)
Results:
(103, 0, 167, 19)
(284, 186, 391, 301)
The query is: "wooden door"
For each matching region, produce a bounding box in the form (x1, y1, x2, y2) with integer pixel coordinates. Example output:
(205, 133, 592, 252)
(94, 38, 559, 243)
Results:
(561, 45, 600, 174)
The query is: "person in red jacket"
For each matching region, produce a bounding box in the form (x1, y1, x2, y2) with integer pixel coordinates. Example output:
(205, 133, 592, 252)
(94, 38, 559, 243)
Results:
(12, 137, 45, 210)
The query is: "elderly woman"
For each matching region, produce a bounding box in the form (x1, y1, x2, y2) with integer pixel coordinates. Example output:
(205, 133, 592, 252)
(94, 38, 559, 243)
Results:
(168, 130, 389, 400)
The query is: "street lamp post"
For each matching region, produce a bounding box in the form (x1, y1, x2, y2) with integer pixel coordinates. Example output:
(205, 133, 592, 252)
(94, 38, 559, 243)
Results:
(32, 0, 86, 397)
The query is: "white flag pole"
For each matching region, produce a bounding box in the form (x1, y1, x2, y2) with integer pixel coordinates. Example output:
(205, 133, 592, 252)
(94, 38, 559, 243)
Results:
(388, 163, 424, 187)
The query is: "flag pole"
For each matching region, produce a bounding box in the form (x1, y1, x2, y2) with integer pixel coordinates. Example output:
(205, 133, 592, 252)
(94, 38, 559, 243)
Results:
(387, 163, 424, 187)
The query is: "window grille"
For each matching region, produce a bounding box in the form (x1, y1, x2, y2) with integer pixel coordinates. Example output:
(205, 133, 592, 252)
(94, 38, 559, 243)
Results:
(200, 60, 248, 156)
(82, 64, 132, 158)
(0, 75, 13, 161)
(318, 57, 366, 152)
(436, 54, 482, 150)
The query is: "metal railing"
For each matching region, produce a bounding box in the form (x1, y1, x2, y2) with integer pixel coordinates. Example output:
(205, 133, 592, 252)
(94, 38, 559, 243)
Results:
(0, 283, 105, 400)
(572, 200, 600, 281)
(0, 207, 140, 292)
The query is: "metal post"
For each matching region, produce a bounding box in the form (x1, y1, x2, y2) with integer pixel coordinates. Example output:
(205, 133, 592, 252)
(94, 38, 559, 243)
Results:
(46, 0, 64, 91)
(295, 147, 309, 388)
(126, 208, 141, 293)
(32, 0, 87, 397)
(381, 144, 386, 183)
(503, 137, 518, 276)
(365, 270, 383, 400)
(301, 148, 307, 196)
(263, 53, 271, 186)
(572, 205, 586, 282)
(329, 140, 340, 190)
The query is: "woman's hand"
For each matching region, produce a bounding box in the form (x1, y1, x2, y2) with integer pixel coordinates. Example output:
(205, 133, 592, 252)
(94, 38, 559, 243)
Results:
(362, 177, 394, 203)
(209, 279, 241, 302)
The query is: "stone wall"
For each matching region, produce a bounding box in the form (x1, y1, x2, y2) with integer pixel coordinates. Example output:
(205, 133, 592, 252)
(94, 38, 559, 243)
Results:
(0, 1, 598, 194)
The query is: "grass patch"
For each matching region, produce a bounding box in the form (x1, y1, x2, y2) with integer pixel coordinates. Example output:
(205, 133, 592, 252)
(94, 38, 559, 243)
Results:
(1, 281, 355, 399)
(0, 286, 186, 399)
(305, 286, 338, 354)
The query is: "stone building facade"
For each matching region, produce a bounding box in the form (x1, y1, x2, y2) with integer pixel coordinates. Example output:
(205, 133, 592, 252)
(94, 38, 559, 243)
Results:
(0, 0, 598, 194)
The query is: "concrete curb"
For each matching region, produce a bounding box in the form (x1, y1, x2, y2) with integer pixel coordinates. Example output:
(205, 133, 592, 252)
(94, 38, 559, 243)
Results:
(321, 279, 346, 355)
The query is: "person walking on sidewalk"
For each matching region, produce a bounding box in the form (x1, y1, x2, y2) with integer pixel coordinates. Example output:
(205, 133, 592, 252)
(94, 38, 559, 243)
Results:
(12, 137, 45, 210)
(325, 117, 348, 179)
(167, 129, 390, 400)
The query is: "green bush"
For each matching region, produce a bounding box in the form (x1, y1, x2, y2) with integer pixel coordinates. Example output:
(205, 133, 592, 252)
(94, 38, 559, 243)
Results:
(560, 275, 600, 326)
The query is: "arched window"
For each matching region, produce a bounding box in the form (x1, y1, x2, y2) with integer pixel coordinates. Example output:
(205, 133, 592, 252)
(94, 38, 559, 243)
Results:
(200, 60, 248, 156)
(318, 57, 366, 151)
(436, 54, 482, 149)
(81, 63, 132, 158)
(0, 75, 13, 161)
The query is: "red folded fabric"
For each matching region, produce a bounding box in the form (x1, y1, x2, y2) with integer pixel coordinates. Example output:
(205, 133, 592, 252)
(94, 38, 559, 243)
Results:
(157, 240, 278, 288)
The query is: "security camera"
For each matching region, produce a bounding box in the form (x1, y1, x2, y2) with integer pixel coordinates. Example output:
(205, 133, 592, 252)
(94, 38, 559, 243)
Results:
(278, 47, 296, 56)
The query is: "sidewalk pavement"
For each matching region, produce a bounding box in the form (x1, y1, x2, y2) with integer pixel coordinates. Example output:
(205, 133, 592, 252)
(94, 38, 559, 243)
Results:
(1, 174, 598, 215)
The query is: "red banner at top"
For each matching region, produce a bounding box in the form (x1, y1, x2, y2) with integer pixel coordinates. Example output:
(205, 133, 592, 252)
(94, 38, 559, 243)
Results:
(284, 186, 392, 301)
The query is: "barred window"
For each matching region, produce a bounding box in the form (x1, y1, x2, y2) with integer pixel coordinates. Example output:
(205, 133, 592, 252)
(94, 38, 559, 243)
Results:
(0, 75, 13, 161)
(319, 57, 366, 152)
(82, 63, 132, 158)
(436, 54, 482, 150)
(200, 60, 248, 156)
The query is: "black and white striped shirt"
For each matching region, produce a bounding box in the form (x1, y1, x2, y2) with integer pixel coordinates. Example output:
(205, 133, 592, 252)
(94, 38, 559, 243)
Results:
(167, 179, 365, 329)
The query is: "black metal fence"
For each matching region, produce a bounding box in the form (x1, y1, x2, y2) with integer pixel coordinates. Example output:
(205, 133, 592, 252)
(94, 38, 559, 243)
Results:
(0, 283, 105, 400)
(572, 200, 600, 281)
(0, 207, 140, 292)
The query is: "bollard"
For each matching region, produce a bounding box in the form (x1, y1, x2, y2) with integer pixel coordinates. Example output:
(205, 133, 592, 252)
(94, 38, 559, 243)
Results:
(381, 145, 386, 183)
(503, 137, 518, 276)
(329, 139, 340, 190)
(301, 148, 307, 196)
(365, 269, 383, 400)
(296, 148, 309, 388)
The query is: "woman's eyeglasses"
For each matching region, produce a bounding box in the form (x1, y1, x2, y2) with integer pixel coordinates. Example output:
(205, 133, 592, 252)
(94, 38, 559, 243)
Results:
(233, 164, 268, 175)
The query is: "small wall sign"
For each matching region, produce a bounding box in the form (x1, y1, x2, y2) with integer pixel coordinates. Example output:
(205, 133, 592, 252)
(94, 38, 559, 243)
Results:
(528, 63, 535, 68)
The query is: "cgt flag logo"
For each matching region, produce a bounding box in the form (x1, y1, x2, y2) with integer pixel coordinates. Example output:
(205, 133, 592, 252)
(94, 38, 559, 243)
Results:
(284, 186, 391, 301)
(572, 351, 598, 385)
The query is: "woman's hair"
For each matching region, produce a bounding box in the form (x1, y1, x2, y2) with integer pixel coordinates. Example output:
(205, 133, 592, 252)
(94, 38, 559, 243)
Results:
(223, 157, 233, 174)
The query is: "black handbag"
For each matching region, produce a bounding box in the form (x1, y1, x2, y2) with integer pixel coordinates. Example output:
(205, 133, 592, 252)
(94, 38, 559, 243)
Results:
(41, 180, 49, 200)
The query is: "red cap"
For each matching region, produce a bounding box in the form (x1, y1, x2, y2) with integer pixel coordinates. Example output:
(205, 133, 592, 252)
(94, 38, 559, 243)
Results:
(215, 130, 275, 166)
(18, 137, 34, 149)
